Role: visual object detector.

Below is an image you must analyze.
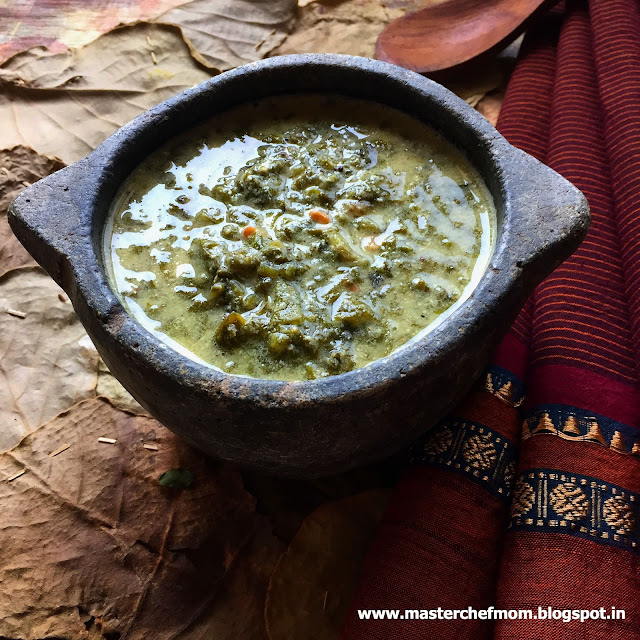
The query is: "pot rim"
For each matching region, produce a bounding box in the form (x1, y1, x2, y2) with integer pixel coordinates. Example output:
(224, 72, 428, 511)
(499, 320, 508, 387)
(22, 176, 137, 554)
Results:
(10, 53, 589, 409)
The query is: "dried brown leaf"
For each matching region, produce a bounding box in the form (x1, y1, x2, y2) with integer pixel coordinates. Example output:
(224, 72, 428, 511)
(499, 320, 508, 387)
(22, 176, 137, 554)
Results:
(0, 0, 191, 64)
(445, 64, 505, 108)
(179, 517, 285, 640)
(0, 146, 65, 277)
(274, 0, 450, 58)
(97, 358, 150, 417)
(272, 0, 411, 58)
(0, 23, 213, 164)
(244, 461, 399, 544)
(476, 90, 505, 127)
(275, 0, 507, 109)
(449, 40, 519, 111)
(0, 397, 265, 640)
(265, 489, 390, 640)
(0, 267, 99, 451)
(157, 0, 297, 71)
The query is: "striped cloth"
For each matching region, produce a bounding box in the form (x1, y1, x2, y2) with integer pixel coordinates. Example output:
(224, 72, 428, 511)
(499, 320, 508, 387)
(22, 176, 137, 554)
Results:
(340, 1, 640, 638)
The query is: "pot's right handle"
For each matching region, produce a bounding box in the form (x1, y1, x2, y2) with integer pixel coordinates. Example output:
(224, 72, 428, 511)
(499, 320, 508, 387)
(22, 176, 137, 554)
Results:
(8, 160, 92, 293)
(497, 146, 590, 285)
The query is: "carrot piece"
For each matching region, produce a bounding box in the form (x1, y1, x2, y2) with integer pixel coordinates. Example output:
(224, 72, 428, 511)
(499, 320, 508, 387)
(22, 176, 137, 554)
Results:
(363, 236, 379, 252)
(308, 209, 331, 224)
(242, 225, 257, 238)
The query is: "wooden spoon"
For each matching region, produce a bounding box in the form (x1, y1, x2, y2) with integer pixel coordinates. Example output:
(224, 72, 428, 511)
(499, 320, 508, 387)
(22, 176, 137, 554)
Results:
(376, 0, 554, 73)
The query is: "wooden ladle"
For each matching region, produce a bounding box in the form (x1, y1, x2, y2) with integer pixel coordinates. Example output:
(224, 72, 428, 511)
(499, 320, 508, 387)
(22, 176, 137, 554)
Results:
(376, 0, 554, 73)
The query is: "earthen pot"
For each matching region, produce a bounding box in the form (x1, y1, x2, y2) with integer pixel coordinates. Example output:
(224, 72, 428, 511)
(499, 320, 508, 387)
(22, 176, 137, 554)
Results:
(9, 55, 589, 477)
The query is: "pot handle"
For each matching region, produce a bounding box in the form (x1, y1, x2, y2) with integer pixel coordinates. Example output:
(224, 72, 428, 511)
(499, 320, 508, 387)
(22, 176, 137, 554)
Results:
(8, 160, 92, 292)
(498, 146, 590, 283)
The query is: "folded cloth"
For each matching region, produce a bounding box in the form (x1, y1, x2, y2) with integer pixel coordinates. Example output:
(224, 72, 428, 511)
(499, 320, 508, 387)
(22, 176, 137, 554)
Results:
(340, 1, 640, 638)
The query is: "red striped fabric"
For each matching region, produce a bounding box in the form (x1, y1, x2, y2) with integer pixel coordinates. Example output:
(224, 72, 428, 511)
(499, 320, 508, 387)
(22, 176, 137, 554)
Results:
(495, 3, 640, 635)
(591, 0, 640, 371)
(341, 1, 640, 638)
(528, 1, 636, 382)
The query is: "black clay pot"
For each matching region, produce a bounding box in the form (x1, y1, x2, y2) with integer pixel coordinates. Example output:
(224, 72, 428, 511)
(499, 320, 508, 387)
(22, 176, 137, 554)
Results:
(9, 54, 589, 477)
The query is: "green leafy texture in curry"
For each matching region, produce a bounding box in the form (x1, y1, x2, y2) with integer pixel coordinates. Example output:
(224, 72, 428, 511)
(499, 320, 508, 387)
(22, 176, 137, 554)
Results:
(106, 96, 495, 380)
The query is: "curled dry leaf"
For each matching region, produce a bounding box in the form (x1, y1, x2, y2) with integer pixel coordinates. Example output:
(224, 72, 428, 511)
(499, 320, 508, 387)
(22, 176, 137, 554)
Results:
(0, 23, 213, 164)
(265, 489, 390, 640)
(0, 146, 65, 277)
(0, 0, 190, 64)
(0, 397, 270, 640)
(0, 267, 99, 451)
(157, 0, 298, 71)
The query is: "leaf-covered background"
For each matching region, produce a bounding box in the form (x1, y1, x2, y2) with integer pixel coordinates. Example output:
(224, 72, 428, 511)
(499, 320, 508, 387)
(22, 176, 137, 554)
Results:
(0, 1, 508, 637)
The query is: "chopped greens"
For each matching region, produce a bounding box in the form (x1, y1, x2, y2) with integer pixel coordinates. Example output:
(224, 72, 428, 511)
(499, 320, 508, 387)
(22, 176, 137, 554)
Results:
(107, 96, 495, 380)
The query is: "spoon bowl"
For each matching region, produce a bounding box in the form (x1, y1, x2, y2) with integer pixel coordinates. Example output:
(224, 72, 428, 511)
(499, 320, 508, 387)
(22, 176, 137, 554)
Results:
(376, 0, 552, 73)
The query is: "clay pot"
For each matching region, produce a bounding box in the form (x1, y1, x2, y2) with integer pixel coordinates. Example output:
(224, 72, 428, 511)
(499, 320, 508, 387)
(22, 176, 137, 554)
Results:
(9, 55, 589, 477)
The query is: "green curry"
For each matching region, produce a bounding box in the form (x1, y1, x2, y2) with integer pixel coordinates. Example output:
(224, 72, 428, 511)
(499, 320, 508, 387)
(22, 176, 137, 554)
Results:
(106, 95, 495, 380)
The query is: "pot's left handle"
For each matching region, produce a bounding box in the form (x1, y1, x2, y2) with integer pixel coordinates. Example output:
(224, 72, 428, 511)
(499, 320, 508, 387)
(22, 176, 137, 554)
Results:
(8, 161, 91, 291)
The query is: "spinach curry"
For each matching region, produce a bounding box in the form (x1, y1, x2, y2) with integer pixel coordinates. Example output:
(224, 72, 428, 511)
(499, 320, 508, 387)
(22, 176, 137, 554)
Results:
(106, 95, 495, 380)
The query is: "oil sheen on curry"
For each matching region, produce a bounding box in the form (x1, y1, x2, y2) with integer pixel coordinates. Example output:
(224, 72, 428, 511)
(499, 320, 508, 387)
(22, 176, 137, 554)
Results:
(106, 95, 495, 380)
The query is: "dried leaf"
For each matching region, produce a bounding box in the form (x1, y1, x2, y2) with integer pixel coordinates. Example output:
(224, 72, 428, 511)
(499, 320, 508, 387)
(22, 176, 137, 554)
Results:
(0, 0, 296, 71)
(244, 461, 399, 543)
(0, 267, 99, 451)
(0, 0, 191, 64)
(276, 0, 506, 108)
(444, 63, 505, 107)
(0, 23, 213, 164)
(97, 357, 150, 416)
(0, 146, 65, 277)
(265, 490, 390, 640)
(157, 0, 298, 71)
(275, 0, 449, 57)
(272, 0, 413, 59)
(0, 397, 264, 640)
(447, 40, 519, 112)
(179, 517, 285, 640)
(476, 90, 505, 127)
